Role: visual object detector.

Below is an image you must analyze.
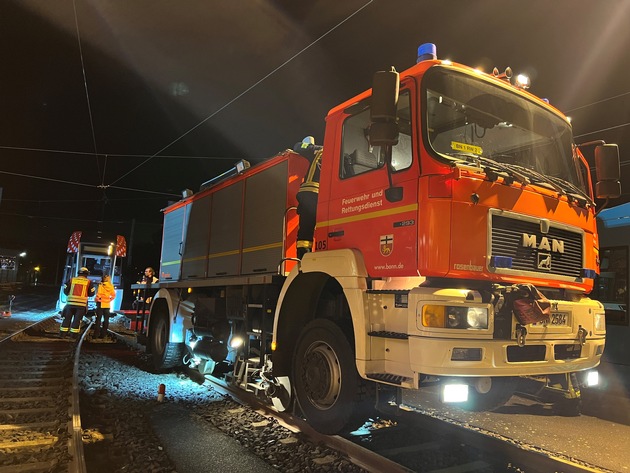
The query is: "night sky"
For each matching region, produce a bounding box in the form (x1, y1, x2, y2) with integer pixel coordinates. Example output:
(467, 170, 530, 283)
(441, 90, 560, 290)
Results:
(1, 0, 629, 283)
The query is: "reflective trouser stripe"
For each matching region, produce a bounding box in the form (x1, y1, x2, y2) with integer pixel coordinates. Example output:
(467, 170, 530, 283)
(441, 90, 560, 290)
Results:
(60, 326, 69, 332)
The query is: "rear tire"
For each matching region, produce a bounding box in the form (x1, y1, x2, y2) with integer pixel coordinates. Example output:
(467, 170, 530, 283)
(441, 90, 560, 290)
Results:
(292, 319, 369, 434)
(150, 313, 184, 370)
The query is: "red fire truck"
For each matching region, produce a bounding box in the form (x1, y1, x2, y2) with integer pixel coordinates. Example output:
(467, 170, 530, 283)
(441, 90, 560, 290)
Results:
(144, 43, 620, 434)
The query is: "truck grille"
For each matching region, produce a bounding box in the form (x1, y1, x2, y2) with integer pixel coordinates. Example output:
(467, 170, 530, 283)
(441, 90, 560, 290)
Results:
(491, 214, 583, 279)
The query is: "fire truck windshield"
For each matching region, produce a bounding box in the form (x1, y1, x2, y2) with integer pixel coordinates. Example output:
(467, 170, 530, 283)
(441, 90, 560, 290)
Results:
(424, 67, 585, 194)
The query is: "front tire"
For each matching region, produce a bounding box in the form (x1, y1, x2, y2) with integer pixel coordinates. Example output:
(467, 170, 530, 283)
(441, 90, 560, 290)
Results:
(150, 313, 184, 370)
(292, 319, 367, 435)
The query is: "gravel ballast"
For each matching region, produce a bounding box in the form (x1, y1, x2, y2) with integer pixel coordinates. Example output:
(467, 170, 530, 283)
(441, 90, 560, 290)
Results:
(79, 331, 367, 473)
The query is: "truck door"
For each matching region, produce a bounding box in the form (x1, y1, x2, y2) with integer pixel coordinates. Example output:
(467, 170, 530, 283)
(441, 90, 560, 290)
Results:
(322, 89, 419, 277)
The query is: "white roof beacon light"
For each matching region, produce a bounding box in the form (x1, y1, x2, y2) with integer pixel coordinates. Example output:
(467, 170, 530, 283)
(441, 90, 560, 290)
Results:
(515, 73, 531, 89)
(417, 43, 437, 63)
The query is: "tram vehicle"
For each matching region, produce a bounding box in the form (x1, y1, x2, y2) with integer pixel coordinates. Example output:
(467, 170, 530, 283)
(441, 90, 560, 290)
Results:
(57, 231, 127, 313)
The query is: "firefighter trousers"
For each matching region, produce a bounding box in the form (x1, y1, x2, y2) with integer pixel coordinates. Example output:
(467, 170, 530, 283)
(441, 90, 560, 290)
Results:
(94, 306, 111, 338)
(60, 305, 86, 337)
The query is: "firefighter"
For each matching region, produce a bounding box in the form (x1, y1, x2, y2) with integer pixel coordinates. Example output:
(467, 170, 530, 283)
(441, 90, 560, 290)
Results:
(60, 267, 95, 339)
(93, 274, 116, 339)
(293, 136, 323, 259)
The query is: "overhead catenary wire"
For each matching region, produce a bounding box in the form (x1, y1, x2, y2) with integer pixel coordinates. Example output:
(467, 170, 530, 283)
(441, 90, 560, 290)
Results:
(0, 210, 161, 226)
(0, 145, 249, 160)
(574, 122, 630, 139)
(72, 0, 102, 187)
(565, 91, 630, 113)
(108, 0, 375, 187)
(0, 170, 180, 197)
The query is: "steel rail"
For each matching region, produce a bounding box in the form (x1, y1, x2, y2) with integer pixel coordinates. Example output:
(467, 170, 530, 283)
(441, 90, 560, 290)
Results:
(69, 323, 93, 473)
(0, 316, 91, 473)
(194, 371, 412, 473)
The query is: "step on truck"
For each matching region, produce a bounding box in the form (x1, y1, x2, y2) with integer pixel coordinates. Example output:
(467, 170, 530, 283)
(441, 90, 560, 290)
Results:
(146, 43, 621, 434)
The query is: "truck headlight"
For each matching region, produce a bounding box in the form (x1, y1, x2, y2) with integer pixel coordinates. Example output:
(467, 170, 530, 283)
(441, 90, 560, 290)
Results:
(467, 307, 488, 329)
(422, 305, 488, 329)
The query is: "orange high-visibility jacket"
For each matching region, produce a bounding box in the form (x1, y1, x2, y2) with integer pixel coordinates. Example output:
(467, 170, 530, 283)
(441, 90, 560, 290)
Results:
(95, 281, 116, 309)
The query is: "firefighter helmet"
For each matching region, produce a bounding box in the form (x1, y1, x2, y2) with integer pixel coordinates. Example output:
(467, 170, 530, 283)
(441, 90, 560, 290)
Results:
(78, 267, 90, 276)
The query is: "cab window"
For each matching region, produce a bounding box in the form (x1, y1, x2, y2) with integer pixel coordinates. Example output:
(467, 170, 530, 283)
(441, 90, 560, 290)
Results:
(340, 90, 412, 179)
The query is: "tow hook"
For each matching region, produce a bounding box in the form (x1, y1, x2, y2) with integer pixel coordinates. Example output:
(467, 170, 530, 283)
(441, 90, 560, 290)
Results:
(516, 324, 527, 347)
(577, 325, 588, 346)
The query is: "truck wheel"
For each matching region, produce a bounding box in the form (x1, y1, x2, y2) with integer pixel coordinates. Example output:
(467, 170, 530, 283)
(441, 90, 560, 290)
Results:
(461, 376, 518, 412)
(292, 319, 367, 435)
(151, 313, 184, 370)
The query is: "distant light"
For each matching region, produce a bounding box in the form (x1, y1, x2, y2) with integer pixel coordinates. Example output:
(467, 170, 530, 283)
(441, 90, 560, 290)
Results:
(170, 81, 189, 97)
(442, 383, 468, 403)
(34, 266, 40, 272)
(587, 370, 599, 387)
(19, 252, 26, 257)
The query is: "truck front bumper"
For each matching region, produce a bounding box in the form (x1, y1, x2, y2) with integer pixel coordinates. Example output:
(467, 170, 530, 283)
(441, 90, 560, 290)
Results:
(408, 336, 604, 377)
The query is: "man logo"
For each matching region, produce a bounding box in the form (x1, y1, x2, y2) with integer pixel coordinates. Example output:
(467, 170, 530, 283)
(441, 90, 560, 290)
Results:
(522, 233, 564, 253)
(538, 253, 552, 271)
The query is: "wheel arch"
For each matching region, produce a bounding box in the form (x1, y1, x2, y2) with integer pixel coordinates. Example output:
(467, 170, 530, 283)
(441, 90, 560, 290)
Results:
(272, 249, 369, 376)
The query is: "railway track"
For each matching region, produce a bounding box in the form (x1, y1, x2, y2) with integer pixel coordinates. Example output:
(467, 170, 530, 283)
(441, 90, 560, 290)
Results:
(0, 309, 614, 473)
(0, 316, 87, 473)
(199, 370, 609, 473)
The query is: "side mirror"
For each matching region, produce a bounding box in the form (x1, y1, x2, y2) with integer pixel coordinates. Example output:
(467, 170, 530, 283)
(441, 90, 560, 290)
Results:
(369, 68, 399, 147)
(595, 144, 621, 199)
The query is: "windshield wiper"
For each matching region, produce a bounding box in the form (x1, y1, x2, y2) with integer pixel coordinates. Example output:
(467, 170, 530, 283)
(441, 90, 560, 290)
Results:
(546, 175, 594, 207)
(503, 164, 567, 195)
(445, 152, 530, 186)
(505, 164, 593, 207)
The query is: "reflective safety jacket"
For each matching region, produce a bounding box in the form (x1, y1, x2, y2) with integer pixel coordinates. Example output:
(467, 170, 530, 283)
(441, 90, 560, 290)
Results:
(95, 281, 116, 309)
(64, 276, 95, 307)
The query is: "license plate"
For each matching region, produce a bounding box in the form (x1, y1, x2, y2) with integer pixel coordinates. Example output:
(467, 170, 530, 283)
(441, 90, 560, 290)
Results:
(534, 312, 570, 327)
